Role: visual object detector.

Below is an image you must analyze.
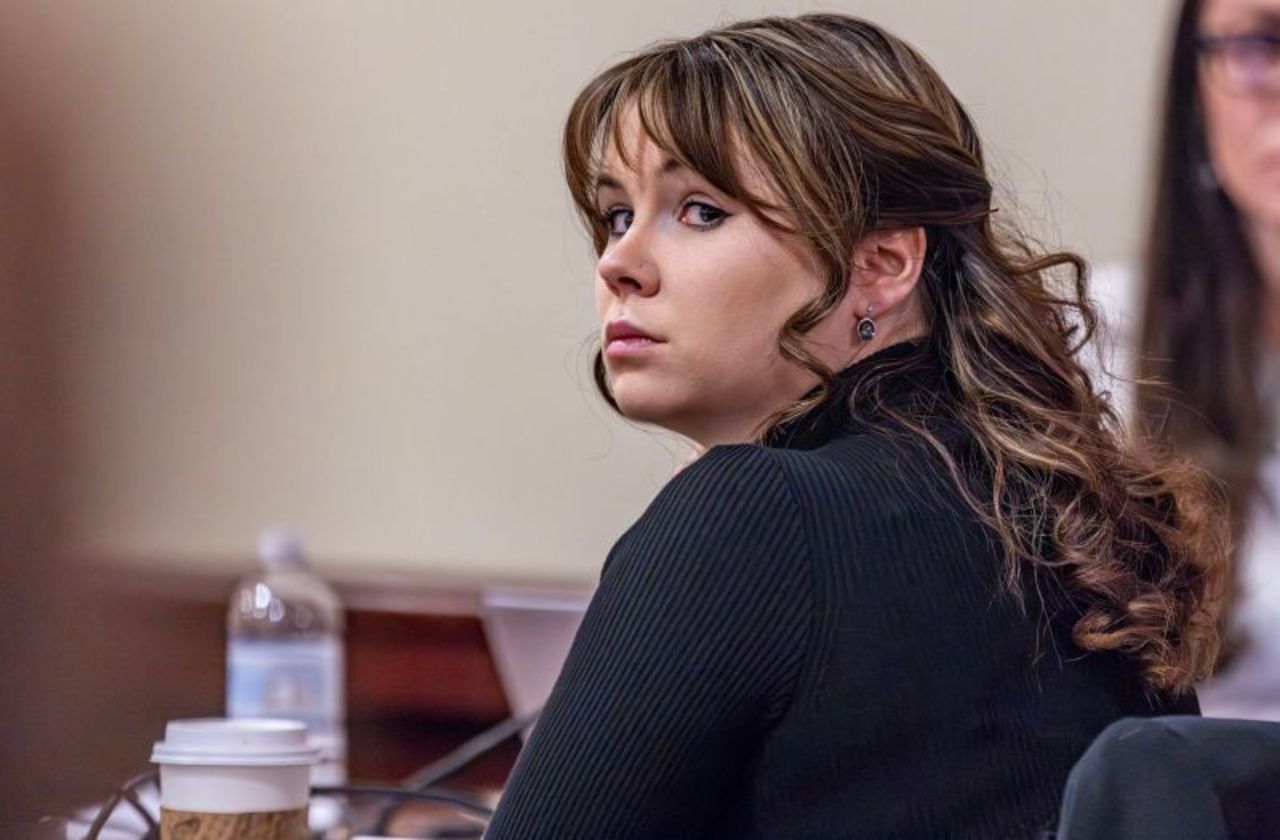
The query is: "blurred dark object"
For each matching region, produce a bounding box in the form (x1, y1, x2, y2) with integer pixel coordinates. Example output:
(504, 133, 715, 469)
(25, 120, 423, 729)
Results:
(0, 21, 77, 823)
(1055, 716, 1280, 839)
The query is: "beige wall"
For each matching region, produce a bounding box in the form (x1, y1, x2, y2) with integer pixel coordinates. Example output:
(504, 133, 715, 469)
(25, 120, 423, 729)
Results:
(1, 1, 1178, 583)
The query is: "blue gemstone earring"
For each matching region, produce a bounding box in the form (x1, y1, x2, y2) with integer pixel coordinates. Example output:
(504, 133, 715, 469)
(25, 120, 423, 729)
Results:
(856, 304, 877, 342)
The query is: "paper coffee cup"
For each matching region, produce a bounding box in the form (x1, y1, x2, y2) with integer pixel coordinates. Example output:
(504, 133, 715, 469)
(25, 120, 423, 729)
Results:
(151, 718, 320, 839)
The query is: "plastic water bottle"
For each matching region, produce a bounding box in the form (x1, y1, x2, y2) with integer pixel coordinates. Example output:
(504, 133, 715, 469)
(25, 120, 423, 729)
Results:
(226, 528, 346, 804)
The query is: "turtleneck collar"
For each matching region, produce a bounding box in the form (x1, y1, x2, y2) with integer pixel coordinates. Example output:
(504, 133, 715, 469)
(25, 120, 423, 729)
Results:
(764, 336, 950, 450)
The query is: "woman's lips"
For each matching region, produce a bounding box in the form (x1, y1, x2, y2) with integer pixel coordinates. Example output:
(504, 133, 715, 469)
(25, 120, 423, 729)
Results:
(604, 319, 663, 359)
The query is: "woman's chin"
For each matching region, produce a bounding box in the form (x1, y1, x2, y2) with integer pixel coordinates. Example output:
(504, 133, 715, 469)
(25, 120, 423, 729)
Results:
(608, 381, 680, 429)
(612, 396, 674, 429)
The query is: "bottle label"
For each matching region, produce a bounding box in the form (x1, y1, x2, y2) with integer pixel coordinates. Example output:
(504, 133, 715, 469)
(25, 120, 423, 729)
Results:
(227, 637, 344, 727)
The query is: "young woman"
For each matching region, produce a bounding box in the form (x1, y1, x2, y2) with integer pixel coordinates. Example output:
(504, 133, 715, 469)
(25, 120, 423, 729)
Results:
(1133, 0, 1280, 721)
(487, 14, 1227, 837)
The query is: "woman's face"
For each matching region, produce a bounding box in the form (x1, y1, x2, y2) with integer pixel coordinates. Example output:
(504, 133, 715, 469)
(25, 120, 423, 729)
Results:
(593, 117, 856, 448)
(1200, 0, 1280, 231)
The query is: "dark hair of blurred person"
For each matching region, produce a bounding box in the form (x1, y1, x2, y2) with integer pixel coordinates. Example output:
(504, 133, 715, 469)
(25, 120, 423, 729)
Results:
(1140, 0, 1280, 681)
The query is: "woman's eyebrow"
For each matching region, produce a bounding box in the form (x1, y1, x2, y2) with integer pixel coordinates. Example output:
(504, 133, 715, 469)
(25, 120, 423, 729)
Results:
(595, 172, 624, 192)
(594, 158, 690, 194)
(1210, 6, 1280, 30)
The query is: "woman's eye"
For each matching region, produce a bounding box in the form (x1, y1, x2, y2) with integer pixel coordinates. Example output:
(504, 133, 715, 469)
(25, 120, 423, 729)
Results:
(678, 200, 728, 229)
(601, 207, 634, 237)
(1224, 32, 1280, 70)
(1238, 33, 1280, 53)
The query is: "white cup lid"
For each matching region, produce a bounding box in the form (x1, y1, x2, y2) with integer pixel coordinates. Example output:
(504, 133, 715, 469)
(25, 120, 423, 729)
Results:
(151, 718, 321, 767)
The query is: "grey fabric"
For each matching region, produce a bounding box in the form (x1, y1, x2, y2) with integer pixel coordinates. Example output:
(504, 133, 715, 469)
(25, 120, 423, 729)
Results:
(1056, 716, 1280, 840)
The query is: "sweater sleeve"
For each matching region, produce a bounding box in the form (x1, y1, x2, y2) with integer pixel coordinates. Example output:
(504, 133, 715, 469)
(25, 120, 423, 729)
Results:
(485, 445, 813, 839)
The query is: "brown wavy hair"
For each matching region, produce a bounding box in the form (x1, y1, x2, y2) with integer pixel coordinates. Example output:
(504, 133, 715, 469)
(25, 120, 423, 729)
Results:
(563, 13, 1227, 693)
(1139, 0, 1259, 660)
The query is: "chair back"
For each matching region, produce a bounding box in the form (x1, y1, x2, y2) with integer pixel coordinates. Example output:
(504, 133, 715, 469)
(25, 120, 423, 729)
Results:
(1055, 716, 1280, 839)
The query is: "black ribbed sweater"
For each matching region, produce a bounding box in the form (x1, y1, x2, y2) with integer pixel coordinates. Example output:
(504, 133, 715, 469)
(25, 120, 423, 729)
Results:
(486, 345, 1196, 839)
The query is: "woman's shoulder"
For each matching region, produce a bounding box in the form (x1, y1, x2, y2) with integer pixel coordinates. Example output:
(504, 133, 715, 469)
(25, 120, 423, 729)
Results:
(601, 443, 814, 616)
(641, 443, 803, 528)
(605, 444, 822, 580)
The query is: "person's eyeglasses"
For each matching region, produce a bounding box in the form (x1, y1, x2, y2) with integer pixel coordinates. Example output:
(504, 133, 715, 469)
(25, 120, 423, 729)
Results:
(1198, 31, 1280, 96)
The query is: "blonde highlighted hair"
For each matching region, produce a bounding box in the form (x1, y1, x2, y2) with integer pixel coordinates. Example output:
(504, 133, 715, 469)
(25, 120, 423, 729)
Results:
(565, 14, 1227, 693)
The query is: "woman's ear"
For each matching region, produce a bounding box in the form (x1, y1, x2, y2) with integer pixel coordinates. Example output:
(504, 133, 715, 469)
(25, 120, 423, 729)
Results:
(851, 227, 927, 309)
(839, 226, 928, 358)
(810, 227, 928, 370)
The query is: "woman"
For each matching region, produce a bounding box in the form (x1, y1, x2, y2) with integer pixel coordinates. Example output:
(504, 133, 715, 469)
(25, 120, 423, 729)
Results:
(488, 14, 1226, 838)
(1133, 0, 1280, 721)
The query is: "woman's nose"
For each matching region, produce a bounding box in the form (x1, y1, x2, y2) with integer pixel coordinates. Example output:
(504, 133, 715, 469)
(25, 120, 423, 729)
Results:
(597, 231, 659, 298)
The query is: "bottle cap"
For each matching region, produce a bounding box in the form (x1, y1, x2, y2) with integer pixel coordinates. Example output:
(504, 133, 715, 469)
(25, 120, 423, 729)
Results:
(258, 526, 308, 572)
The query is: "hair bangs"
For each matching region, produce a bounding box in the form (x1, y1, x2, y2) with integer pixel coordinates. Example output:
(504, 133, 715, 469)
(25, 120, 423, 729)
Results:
(563, 41, 796, 254)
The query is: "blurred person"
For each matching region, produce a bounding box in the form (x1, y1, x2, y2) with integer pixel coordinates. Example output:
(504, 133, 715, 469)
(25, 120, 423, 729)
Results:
(0, 53, 73, 827)
(485, 14, 1228, 838)
(0, 24, 145, 829)
(1098, 0, 1280, 722)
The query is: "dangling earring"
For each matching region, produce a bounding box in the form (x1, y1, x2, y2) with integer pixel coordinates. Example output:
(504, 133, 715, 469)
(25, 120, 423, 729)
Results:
(856, 304, 877, 342)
